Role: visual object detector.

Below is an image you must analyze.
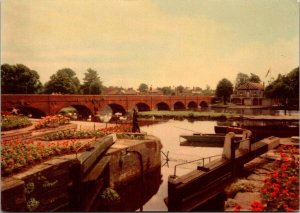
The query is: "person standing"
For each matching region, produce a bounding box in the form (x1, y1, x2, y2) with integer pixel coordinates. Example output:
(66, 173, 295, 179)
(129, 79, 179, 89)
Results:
(132, 109, 140, 133)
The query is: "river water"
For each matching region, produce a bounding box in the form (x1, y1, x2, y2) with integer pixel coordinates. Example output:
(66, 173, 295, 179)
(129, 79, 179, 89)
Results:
(140, 119, 223, 211)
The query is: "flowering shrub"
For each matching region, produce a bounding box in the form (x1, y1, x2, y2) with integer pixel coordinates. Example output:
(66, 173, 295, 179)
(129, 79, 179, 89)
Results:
(100, 124, 133, 134)
(261, 145, 299, 211)
(1, 138, 91, 176)
(42, 130, 105, 141)
(34, 115, 70, 129)
(1, 115, 32, 131)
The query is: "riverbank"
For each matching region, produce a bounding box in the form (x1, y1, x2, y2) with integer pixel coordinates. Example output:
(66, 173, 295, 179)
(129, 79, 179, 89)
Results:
(138, 110, 299, 121)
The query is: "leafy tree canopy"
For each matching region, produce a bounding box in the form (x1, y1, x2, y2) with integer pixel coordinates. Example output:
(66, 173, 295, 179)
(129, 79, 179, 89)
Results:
(138, 83, 148, 93)
(81, 68, 103, 94)
(216, 78, 233, 105)
(235, 73, 249, 88)
(176, 85, 184, 94)
(43, 68, 80, 94)
(1, 64, 43, 94)
(249, 73, 261, 83)
(265, 67, 299, 106)
(158, 86, 173, 95)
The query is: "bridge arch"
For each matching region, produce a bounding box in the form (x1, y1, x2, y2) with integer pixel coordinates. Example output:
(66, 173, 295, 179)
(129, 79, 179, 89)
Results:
(15, 106, 46, 118)
(174, 101, 185, 110)
(156, 102, 170, 111)
(187, 101, 198, 109)
(135, 103, 150, 112)
(57, 105, 93, 120)
(199, 101, 208, 108)
(107, 103, 126, 115)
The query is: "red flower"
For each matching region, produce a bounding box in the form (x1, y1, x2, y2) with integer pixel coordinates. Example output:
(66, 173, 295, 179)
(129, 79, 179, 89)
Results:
(261, 188, 268, 193)
(250, 201, 265, 211)
(233, 204, 242, 212)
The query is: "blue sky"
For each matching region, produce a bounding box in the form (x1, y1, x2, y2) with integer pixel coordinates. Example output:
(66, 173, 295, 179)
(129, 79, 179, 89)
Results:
(1, 0, 299, 89)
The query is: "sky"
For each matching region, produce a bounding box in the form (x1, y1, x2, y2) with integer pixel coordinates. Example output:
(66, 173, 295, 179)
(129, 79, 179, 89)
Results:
(1, 0, 299, 90)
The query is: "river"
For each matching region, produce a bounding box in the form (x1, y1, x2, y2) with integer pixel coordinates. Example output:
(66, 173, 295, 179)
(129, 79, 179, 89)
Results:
(140, 119, 223, 211)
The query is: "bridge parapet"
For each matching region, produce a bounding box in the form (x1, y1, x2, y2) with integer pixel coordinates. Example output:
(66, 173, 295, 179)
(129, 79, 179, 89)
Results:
(1, 94, 213, 118)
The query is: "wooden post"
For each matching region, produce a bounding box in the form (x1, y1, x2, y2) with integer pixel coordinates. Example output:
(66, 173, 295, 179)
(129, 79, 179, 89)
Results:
(167, 176, 182, 211)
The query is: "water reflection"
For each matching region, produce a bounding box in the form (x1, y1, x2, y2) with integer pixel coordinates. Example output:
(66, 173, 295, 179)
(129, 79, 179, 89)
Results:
(141, 120, 223, 211)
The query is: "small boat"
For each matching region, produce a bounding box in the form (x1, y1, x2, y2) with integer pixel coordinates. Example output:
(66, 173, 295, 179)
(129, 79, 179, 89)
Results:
(180, 133, 226, 143)
(179, 133, 243, 147)
(214, 125, 245, 134)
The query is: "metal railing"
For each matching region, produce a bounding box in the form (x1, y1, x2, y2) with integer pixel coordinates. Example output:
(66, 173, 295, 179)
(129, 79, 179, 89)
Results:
(172, 154, 223, 177)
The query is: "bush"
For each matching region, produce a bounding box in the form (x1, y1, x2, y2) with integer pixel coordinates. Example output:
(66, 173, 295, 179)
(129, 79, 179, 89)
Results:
(1, 115, 32, 131)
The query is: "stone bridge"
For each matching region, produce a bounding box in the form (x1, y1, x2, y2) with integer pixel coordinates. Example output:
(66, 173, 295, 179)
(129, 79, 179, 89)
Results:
(1, 94, 212, 118)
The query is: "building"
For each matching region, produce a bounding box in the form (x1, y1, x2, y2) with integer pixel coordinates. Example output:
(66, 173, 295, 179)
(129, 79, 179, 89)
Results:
(230, 82, 265, 106)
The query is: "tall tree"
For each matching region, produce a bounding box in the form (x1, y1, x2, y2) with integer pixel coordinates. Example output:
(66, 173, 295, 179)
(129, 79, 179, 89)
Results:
(81, 68, 103, 94)
(1, 64, 43, 94)
(216, 78, 233, 105)
(138, 83, 148, 93)
(249, 73, 261, 83)
(265, 67, 299, 107)
(235, 73, 249, 88)
(43, 68, 80, 94)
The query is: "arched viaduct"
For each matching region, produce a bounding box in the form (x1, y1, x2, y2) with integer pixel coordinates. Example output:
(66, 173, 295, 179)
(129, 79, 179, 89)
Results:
(1, 94, 213, 118)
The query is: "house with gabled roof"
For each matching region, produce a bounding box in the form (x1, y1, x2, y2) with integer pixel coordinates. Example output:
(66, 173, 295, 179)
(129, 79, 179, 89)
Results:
(230, 82, 265, 106)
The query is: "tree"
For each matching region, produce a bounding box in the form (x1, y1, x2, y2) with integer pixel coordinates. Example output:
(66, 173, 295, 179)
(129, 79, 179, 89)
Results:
(159, 86, 173, 95)
(249, 73, 261, 83)
(215, 78, 233, 105)
(265, 67, 299, 107)
(1, 64, 43, 94)
(138, 83, 148, 93)
(235, 73, 249, 88)
(176, 85, 184, 94)
(43, 68, 80, 94)
(81, 68, 103, 94)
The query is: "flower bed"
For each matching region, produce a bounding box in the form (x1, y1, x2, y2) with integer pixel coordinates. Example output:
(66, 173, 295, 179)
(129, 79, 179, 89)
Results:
(41, 130, 105, 141)
(1, 138, 91, 177)
(231, 145, 299, 212)
(100, 124, 133, 134)
(1, 115, 32, 131)
(34, 115, 70, 129)
(261, 145, 299, 211)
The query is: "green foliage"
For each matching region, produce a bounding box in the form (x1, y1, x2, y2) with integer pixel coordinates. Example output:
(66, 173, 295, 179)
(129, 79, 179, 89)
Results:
(25, 182, 35, 194)
(42, 130, 105, 141)
(138, 83, 148, 93)
(1, 115, 32, 131)
(27, 197, 40, 211)
(43, 68, 80, 94)
(249, 73, 261, 83)
(158, 86, 173, 95)
(235, 72, 249, 88)
(101, 188, 120, 202)
(1, 64, 43, 94)
(176, 85, 184, 94)
(81, 68, 103, 94)
(215, 78, 233, 105)
(265, 67, 299, 106)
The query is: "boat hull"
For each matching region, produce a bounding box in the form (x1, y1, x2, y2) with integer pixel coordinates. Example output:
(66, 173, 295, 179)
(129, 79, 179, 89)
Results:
(180, 133, 226, 147)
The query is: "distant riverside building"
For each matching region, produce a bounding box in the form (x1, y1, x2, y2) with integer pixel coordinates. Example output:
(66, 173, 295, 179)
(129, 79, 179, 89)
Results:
(230, 82, 272, 106)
